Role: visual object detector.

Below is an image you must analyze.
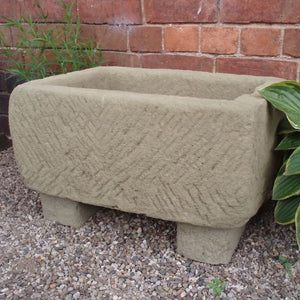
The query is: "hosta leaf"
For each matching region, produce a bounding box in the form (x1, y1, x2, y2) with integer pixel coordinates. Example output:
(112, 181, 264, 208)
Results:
(275, 161, 287, 180)
(273, 173, 300, 200)
(274, 196, 300, 224)
(282, 151, 293, 163)
(276, 133, 300, 150)
(295, 205, 300, 249)
(260, 81, 300, 129)
(278, 118, 299, 135)
(284, 146, 300, 175)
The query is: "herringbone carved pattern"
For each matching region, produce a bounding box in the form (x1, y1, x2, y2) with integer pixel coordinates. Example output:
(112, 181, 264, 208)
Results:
(11, 86, 261, 227)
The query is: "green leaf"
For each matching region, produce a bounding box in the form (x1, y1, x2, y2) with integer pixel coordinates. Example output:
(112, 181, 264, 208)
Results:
(285, 146, 300, 175)
(273, 173, 300, 200)
(295, 205, 300, 249)
(275, 161, 287, 179)
(276, 133, 300, 150)
(278, 118, 299, 135)
(260, 81, 300, 129)
(282, 151, 293, 163)
(274, 196, 300, 224)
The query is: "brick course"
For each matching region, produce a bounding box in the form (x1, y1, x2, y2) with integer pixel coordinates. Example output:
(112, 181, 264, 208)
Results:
(80, 25, 127, 51)
(216, 58, 297, 80)
(0, 0, 299, 92)
(20, 0, 76, 22)
(283, 29, 300, 57)
(164, 26, 199, 52)
(220, 0, 300, 24)
(144, 0, 218, 23)
(141, 54, 214, 72)
(0, 0, 20, 21)
(102, 52, 141, 68)
(201, 27, 239, 55)
(241, 28, 281, 56)
(129, 26, 162, 52)
(78, 0, 142, 24)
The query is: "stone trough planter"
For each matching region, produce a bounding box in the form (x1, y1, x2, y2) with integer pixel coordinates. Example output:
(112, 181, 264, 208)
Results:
(9, 67, 282, 264)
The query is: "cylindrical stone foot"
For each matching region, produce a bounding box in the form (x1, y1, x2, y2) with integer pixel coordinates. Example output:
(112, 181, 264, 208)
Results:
(40, 194, 99, 228)
(177, 223, 245, 264)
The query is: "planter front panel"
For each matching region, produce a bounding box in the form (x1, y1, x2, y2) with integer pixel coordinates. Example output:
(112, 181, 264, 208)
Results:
(9, 67, 281, 229)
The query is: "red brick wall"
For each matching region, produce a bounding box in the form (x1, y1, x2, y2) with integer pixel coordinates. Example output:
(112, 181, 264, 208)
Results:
(0, 0, 299, 81)
(1, 0, 299, 138)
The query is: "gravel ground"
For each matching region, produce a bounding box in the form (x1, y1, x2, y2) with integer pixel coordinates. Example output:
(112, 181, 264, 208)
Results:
(0, 147, 299, 300)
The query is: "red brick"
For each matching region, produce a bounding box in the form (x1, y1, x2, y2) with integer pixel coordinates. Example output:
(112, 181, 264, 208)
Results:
(0, 0, 20, 22)
(129, 27, 162, 53)
(20, 0, 76, 22)
(80, 25, 127, 51)
(145, 0, 218, 23)
(221, 0, 300, 24)
(241, 28, 281, 56)
(216, 58, 297, 80)
(78, 0, 142, 24)
(141, 54, 214, 72)
(0, 49, 23, 70)
(11, 24, 65, 47)
(0, 26, 12, 46)
(0, 114, 9, 136)
(284, 29, 300, 57)
(23, 49, 57, 73)
(164, 26, 199, 52)
(102, 52, 141, 67)
(201, 27, 238, 54)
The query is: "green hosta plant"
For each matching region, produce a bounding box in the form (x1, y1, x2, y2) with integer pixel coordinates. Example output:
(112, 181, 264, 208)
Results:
(0, 0, 104, 83)
(260, 81, 300, 249)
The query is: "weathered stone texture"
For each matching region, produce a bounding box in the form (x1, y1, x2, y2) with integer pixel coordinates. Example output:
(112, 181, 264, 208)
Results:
(10, 67, 280, 226)
(41, 194, 98, 228)
(9, 67, 282, 263)
(177, 223, 245, 264)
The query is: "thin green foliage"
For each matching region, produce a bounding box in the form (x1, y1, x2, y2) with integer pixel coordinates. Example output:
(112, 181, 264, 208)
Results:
(0, 0, 105, 83)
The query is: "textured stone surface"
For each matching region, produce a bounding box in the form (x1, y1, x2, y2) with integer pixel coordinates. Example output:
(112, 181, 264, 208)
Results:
(41, 194, 98, 228)
(177, 223, 245, 264)
(10, 67, 282, 263)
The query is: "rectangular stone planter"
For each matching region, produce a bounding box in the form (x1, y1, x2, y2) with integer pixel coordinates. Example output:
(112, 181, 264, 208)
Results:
(9, 67, 282, 264)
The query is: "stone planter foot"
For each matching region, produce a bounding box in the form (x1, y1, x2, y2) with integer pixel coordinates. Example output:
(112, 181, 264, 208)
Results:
(40, 194, 98, 228)
(177, 223, 245, 264)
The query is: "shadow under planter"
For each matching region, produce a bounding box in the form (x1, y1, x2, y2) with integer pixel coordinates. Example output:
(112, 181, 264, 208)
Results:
(9, 67, 282, 264)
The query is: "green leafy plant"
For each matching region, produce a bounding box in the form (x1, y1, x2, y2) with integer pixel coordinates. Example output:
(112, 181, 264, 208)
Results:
(208, 277, 226, 297)
(0, 0, 104, 83)
(260, 81, 300, 249)
(278, 255, 295, 276)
